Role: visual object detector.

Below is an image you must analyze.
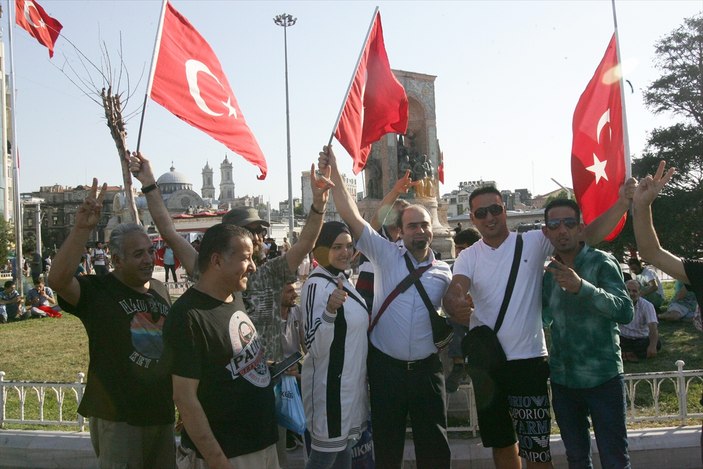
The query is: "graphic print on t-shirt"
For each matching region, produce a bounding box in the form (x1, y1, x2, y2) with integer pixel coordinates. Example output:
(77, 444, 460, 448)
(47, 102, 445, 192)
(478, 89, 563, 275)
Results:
(226, 311, 271, 388)
(119, 295, 169, 369)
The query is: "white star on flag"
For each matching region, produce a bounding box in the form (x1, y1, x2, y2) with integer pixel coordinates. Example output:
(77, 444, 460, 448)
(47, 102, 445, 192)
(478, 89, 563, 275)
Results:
(586, 153, 608, 183)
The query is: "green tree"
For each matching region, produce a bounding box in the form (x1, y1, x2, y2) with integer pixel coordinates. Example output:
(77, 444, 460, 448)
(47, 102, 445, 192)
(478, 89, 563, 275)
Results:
(0, 218, 11, 267)
(603, 14, 703, 260)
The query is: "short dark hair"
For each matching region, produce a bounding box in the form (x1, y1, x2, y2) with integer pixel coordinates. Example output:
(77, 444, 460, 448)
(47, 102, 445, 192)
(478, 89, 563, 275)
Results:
(469, 186, 502, 210)
(628, 257, 642, 266)
(4, 280, 15, 289)
(544, 199, 581, 222)
(198, 224, 252, 273)
(454, 228, 482, 247)
(394, 204, 431, 230)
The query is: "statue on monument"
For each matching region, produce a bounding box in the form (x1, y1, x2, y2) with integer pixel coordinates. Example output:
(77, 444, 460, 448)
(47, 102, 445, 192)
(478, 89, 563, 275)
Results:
(364, 156, 382, 199)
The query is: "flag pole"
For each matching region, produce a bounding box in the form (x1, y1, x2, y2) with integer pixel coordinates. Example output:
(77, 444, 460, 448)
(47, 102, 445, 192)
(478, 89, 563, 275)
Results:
(7, 0, 25, 295)
(611, 0, 631, 179)
(327, 6, 379, 146)
(135, 0, 169, 155)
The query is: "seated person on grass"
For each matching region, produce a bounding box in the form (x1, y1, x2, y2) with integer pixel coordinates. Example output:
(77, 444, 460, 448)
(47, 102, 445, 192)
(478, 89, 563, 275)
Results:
(620, 280, 661, 362)
(628, 258, 664, 310)
(25, 279, 61, 318)
(0, 280, 22, 323)
(660, 281, 698, 321)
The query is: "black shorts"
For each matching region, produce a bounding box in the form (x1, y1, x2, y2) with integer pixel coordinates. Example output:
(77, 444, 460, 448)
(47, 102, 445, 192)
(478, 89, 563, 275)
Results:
(468, 357, 552, 463)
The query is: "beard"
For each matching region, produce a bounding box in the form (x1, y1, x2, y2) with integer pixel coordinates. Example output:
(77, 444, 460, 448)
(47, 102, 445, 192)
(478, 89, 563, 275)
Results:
(411, 239, 429, 251)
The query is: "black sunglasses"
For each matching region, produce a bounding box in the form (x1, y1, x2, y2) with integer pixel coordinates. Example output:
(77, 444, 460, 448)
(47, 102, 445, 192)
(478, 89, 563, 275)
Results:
(473, 204, 504, 219)
(546, 217, 579, 230)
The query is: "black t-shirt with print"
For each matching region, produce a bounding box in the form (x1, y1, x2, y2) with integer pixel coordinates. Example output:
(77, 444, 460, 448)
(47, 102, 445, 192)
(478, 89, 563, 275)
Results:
(684, 259, 703, 310)
(58, 274, 174, 426)
(164, 287, 277, 459)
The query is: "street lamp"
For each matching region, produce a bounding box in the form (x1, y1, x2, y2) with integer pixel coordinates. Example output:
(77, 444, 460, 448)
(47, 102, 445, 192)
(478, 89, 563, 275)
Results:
(273, 13, 297, 241)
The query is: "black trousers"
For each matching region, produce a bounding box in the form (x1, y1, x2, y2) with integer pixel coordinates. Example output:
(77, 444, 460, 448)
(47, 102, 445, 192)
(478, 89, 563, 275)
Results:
(367, 344, 450, 469)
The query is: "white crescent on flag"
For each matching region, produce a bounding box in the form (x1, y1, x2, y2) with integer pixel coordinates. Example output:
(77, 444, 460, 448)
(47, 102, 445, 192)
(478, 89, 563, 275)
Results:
(24, 1, 45, 28)
(185, 59, 237, 118)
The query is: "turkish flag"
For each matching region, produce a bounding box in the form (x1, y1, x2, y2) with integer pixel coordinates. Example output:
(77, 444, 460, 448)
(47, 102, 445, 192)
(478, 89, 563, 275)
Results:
(15, 0, 63, 58)
(571, 34, 626, 241)
(150, 2, 267, 179)
(438, 152, 444, 184)
(334, 11, 408, 174)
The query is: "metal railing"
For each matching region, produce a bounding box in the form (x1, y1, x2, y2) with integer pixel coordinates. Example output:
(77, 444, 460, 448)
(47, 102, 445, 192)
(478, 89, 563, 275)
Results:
(0, 371, 87, 431)
(2, 362, 703, 434)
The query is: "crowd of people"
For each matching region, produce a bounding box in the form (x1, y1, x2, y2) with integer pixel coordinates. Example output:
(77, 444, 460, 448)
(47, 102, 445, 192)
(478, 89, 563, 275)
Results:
(30, 149, 700, 469)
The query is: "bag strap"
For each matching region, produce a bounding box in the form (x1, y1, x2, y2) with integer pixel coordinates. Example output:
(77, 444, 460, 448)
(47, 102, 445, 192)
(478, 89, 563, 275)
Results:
(494, 234, 523, 333)
(148, 278, 172, 306)
(402, 253, 437, 319)
(368, 261, 433, 334)
(308, 272, 368, 313)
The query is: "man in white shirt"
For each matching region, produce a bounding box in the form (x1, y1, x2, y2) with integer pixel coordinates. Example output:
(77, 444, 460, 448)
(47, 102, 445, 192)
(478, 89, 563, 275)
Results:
(319, 145, 453, 469)
(620, 279, 661, 362)
(627, 258, 664, 310)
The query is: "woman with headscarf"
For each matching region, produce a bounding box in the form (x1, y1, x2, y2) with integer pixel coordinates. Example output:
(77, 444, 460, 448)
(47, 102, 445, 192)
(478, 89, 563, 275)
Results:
(301, 221, 369, 469)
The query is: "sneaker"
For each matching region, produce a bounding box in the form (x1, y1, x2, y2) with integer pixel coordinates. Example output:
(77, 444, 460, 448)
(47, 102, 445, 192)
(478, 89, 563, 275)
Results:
(446, 364, 466, 393)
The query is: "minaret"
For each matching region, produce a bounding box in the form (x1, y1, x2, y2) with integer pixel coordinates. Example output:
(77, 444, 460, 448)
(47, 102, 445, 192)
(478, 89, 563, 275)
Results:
(201, 161, 215, 199)
(219, 155, 235, 203)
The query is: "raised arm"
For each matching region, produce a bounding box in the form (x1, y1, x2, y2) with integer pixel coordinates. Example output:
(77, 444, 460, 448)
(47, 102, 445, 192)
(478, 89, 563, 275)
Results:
(370, 170, 418, 231)
(632, 161, 688, 283)
(128, 152, 198, 277)
(285, 164, 332, 274)
(317, 145, 367, 240)
(582, 177, 636, 245)
(48, 179, 107, 306)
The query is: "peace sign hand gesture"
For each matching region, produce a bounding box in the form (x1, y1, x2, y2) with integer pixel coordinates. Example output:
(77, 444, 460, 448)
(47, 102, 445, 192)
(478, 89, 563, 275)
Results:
(75, 178, 107, 231)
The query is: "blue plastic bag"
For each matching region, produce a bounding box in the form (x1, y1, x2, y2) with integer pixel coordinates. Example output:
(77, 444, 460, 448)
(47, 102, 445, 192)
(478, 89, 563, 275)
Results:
(274, 375, 306, 435)
(351, 419, 375, 468)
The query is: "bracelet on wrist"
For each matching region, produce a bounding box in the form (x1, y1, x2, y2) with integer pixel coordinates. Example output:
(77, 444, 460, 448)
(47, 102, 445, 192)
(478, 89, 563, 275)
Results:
(142, 183, 159, 194)
(310, 204, 325, 215)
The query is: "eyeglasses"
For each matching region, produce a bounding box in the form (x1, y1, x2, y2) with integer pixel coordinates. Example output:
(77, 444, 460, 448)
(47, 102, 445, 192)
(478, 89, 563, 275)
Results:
(546, 217, 579, 230)
(473, 204, 504, 219)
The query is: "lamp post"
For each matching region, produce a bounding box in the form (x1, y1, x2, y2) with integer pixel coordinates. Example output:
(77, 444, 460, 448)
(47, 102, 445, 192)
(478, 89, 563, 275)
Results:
(274, 13, 297, 241)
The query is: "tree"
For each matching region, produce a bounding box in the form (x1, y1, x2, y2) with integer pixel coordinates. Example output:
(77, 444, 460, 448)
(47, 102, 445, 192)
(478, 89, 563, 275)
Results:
(0, 218, 11, 267)
(603, 14, 703, 260)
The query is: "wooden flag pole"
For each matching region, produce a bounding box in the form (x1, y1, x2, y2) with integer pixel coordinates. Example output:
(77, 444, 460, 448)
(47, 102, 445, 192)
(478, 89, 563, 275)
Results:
(327, 6, 380, 147)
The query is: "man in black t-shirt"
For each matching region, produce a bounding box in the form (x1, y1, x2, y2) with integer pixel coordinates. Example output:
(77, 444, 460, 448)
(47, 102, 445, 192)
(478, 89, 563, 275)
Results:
(49, 180, 176, 469)
(165, 223, 279, 469)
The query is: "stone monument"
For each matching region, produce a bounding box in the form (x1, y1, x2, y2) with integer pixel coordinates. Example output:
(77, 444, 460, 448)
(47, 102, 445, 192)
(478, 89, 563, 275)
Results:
(357, 70, 454, 258)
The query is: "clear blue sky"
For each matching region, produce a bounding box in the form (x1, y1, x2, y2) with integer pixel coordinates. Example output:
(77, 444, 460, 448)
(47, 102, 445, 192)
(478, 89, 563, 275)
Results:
(7, 0, 702, 205)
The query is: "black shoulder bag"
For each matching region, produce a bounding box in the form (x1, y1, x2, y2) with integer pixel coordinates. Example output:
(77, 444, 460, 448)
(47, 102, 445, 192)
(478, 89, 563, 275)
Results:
(462, 234, 523, 373)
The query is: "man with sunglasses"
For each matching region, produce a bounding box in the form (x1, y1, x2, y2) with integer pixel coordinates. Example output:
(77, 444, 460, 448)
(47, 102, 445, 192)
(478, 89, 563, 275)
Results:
(542, 199, 633, 469)
(444, 182, 634, 469)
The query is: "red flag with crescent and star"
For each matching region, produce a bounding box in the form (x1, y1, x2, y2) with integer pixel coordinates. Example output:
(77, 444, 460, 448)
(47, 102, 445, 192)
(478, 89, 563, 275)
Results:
(334, 11, 408, 175)
(571, 33, 626, 241)
(150, 2, 267, 179)
(15, 0, 63, 58)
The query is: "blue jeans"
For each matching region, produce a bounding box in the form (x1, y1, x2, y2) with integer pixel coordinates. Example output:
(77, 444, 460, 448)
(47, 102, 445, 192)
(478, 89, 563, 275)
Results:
(551, 375, 630, 469)
(305, 441, 352, 469)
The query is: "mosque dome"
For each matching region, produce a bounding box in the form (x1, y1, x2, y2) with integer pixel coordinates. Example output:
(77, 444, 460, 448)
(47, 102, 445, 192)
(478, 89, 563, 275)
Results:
(156, 165, 193, 194)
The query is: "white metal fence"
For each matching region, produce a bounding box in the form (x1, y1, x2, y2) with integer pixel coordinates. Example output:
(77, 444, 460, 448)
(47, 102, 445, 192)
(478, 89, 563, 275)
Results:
(2, 362, 703, 434)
